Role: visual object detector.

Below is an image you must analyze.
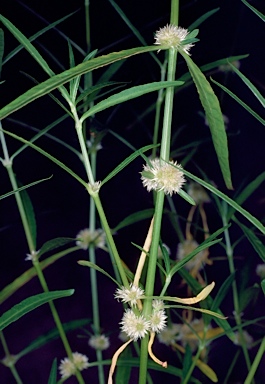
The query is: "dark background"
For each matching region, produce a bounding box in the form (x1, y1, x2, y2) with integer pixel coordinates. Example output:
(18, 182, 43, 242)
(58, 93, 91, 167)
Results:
(0, 0, 265, 383)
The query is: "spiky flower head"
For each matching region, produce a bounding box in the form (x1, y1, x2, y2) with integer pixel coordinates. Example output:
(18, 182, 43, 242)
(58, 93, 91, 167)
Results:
(149, 309, 167, 333)
(76, 228, 106, 250)
(89, 334, 110, 351)
(59, 352, 89, 378)
(141, 158, 185, 196)
(114, 284, 145, 307)
(154, 24, 194, 55)
(120, 309, 150, 341)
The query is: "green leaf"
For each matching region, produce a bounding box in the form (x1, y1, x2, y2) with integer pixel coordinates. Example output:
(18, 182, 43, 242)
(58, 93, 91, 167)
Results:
(0, 246, 79, 304)
(0, 45, 162, 120)
(101, 143, 159, 186)
(76, 81, 126, 104)
(179, 166, 265, 235)
(178, 189, 196, 205)
(180, 52, 232, 189)
(211, 272, 236, 312)
(78, 260, 120, 286)
(48, 359, 57, 384)
(229, 63, 265, 107)
(241, 0, 265, 21)
(227, 172, 265, 221)
(38, 237, 77, 258)
(182, 345, 192, 380)
(17, 180, 37, 249)
(0, 176, 52, 200)
(0, 28, 4, 77)
(113, 208, 154, 232)
(80, 81, 184, 122)
(2, 11, 79, 65)
(235, 218, 265, 262)
(0, 290, 74, 331)
(188, 8, 220, 30)
(211, 77, 265, 126)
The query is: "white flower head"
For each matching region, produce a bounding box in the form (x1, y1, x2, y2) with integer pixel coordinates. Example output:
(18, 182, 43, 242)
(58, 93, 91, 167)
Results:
(176, 239, 208, 271)
(149, 309, 167, 333)
(120, 309, 150, 341)
(187, 182, 210, 205)
(89, 334, 110, 351)
(87, 181, 101, 195)
(59, 352, 89, 378)
(154, 24, 194, 55)
(114, 284, 145, 307)
(158, 323, 181, 345)
(76, 228, 106, 250)
(141, 158, 185, 196)
(152, 299, 165, 311)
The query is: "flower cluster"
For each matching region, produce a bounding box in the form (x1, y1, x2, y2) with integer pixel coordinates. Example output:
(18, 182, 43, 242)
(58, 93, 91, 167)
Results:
(141, 158, 185, 196)
(59, 352, 89, 379)
(154, 24, 194, 55)
(76, 228, 106, 250)
(115, 285, 167, 341)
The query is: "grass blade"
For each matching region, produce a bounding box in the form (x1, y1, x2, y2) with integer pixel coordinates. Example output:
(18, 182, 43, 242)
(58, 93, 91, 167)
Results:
(188, 8, 220, 30)
(241, 0, 265, 21)
(0, 176, 52, 200)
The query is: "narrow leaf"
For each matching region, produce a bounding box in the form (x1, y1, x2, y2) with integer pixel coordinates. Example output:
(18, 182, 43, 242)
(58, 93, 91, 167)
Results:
(181, 52, 232, 189)
(48, 359, 57, 384)
(211, 77, 265, 126)
(0, 28, 4, 77)
(180, 166, 265, 235)
(241, 0, 265, 21)
(113, 209, 154, 232)
(188, 8, 220, 30)
(235, 219, 265, 262)
(1, 128, 88, 187)
(38, 237, 76, 258)
(227, 172, 265, 221)
(229, 63, 265, 107)
(80, 81, 184, 122)
(0, 176, 52, 200)
(261, 280, 265, 295)
(0, 290, 74, 331)
(0, 45, 162, 120)
(211, 272, 236, 312)
(78, 260, 119, 286)
(101, 143, 158, 186)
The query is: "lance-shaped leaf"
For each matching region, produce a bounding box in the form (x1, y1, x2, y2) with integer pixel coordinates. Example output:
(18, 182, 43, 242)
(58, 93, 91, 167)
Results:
(0, 290, 74, 331)
(0, 45, 162, 120)
(180, 52, 233, 190)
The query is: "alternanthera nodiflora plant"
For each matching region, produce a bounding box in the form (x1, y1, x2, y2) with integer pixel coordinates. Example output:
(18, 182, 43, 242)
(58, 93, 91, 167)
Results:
(0, 1, 265, 383)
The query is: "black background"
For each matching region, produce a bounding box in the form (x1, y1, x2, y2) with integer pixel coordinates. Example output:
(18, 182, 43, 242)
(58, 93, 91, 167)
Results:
(1, 0, 265, 383)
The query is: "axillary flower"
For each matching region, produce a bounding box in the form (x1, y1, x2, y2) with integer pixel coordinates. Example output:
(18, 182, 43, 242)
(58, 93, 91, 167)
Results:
(141, 158, 185, 196)
(154, 24, 195, 55)
(59, 352, 89, 379)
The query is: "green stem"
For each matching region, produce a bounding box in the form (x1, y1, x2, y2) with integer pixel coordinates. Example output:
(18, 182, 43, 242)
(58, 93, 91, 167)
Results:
(0, 332, 23, 384)
(221, 202, 253, 380)
(139, 1, 179, 381)
(0, 130, 85, 384)
(182, 345, 202, 384)
(244, 337, 265, 384)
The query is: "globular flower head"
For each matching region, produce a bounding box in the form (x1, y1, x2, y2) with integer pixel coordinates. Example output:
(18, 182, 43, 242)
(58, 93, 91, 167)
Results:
(154, 24, 194, 55)
(149, 309, 167, 333)
(89, 334, 110, 351)
(59, 352, 89, 378)
(187, 182, 210, 205)
(256, 264, 265, 279)
(120, 309, 150, 341)
(141, 158, 185, 196)
(176, 239, 208, 271)
(76, 228, 106, 250)
(233, 331, 253, 349)
(158, 323, 181, 346)
(114, 284, 145, 307)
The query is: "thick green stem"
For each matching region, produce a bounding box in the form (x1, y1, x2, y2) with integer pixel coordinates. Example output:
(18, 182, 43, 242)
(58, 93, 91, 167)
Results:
(139, 1, 179, 381)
